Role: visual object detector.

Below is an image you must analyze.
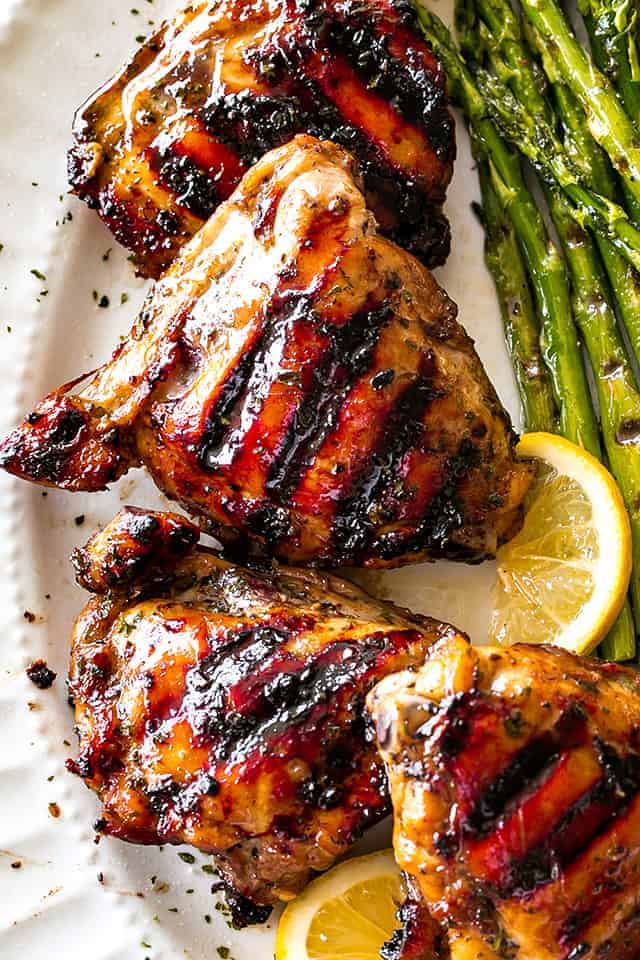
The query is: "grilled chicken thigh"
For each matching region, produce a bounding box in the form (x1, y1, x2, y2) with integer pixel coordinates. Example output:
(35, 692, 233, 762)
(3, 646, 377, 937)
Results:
(368, 634, 640, 960)
(0, 137, 532, 567)
(68, 0, 455, 276)
(67, 507, 461, 923)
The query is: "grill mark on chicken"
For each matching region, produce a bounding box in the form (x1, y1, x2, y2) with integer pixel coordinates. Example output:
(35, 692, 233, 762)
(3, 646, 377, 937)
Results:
(431, 701, 640, 903)
(265, 300, 392, 499)
(192, 198, 366, 489)
(464, 737, 561, 841)
(200, 90, 308, 168)
(99, 181, 192, 276)
(197, 291, 324, 477)
(369, 637, 640, 960)
(558, 832, 640, 959)
(548, 795, 640, 955)
(363, 441, 471, 564)
(503, 767, 640, 903)
(1, 137, 531, 566)
(330, 359, 438, 564)
(300, 50, 441, 191)
(199, 85, 370, 175)
(241, 0, 455, 258)
(554, 743, 640, 862)
(185, 625, 418, 767)
(197, 79, 451, 264)
(200, 294, 349, 482)
(458, 704, 590, 838)
(197, 320, 275, 471)
(327, 21, 451, 156)
(303, 47, 446, 186)
(68, 0, 456, 277)
(150, 146, 222, 221)
(68, 508, 456, 920)
(245, 0, 453, 169)
(195, 328, 270, 471)
(180, 621, 298, 751)
(461, 739, 640, 901)
(371, 437, 485, 563)
(289, 71, 453, 264)
(148, 120, 248, 218)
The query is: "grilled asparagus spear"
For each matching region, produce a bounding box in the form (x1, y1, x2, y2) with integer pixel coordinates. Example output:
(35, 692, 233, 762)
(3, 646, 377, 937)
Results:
(579, 0, 640, 125)
(415, 5, 600, 455)
(519, 0, 640, 224)
(439, 0, 639, 656)
(474, 163, 557, 433)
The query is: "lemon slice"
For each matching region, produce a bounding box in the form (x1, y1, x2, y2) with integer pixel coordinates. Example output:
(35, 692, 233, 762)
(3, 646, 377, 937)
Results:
(490, 432, 631, 654)
(275, 850, 404, 960)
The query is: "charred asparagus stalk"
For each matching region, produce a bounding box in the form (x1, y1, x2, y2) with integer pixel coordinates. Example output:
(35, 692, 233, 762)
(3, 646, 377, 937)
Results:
(415, 5, 600, 455)
(474, 163, 557, 432)
(531, 29, 640, 370)
(478, 162, 556, 432)
(523, 27, 640, 658)
(555, 90, 640, 334)
(549, 189, 640, 659)
(602, 593, 637, 660)
(519, 0, 640, 223)
(418, 4, 640, 270)
(579, 0, 640, 127)
(474, 65, 640, 271)
(522, 27, 640, 658)
(449, 0, 640, 656)
(578, 0, 640, 228)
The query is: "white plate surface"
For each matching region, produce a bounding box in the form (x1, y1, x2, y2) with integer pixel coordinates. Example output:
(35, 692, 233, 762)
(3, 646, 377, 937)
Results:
(0, 1, 519, 956)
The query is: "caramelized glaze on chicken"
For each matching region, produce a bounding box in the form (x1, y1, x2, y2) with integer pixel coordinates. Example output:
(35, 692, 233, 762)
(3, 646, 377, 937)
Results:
(381, 877, 446, 960)
(368, 634, 640, 960)
(68, 0, 455, 276)
(0, 137, 532, 567)
(67, 507, 463, 923)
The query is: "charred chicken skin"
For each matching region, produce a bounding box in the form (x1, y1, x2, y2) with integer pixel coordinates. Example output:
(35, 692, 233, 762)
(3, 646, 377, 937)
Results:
(68, 0, 455, 277)
(67, 506, 463, 924)
(368, 634, 640, 960)
(0, 137, 532, 567)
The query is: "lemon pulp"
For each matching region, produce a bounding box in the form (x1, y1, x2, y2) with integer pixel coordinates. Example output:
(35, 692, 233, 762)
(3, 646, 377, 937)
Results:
(490, 433, 631, 654)
(306, 872, 403, 959)
(492, 466, 597, 644)
(275, 851, 404, 960)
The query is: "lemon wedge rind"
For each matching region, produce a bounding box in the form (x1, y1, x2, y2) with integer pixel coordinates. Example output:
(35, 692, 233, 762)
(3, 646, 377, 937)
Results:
(491, 432, 631, 655)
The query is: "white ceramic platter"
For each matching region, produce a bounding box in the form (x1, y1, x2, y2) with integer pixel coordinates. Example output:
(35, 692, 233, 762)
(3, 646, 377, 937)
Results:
(0, 0, 520, 956)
